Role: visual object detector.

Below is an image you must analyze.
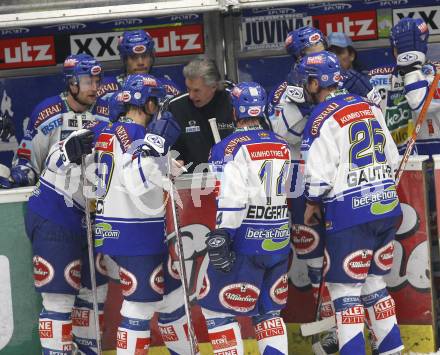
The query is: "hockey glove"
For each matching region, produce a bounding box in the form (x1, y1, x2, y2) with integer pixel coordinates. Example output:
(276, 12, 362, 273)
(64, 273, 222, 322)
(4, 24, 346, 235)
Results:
(343, 69, 373, 97)
(0, 111, 15, 142)
(143, 111, 181, 156)
(285, 85, 306, 104)
(206, 228, 236, 273)
(10, 164, 34, 187)
(60, 129, 94, 166)
(396, 51, 426, 76)
(0, 163, 13, 188)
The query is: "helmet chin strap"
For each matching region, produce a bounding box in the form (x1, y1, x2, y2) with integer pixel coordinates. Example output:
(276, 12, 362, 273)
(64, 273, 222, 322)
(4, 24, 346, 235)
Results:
(68, 82, 89, 108)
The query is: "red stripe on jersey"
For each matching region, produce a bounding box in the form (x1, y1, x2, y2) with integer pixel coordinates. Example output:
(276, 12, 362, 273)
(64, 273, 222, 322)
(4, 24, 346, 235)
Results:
(17, 147, 31, 160)
(246, 143, 289, 161)
(333, 102, 375, 127)
(95, 133, 114, 152)
(434, 87, 440, 99)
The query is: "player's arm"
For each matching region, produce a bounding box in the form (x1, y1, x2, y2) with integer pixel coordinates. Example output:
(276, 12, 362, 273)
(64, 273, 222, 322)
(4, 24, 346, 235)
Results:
(401, 65, 440, 114)
(391, 18, 438, 113)
(10, 104, 53, 186)
(301, 127, 337, 203)
(301, 124, 338, 226)
(44, 129, 95, 171)
(270, 102, 307, 147)
(206, 146, 248, 273)
(214, 148, 249, 233)
(120, 112, 181, 196)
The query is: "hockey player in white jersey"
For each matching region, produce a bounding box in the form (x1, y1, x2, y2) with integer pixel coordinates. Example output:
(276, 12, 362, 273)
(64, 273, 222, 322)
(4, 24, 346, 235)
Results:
(25, 117, 109, 354)
(267, 26, 340, 353)
(369, 17, 438, 155)
(299, 50, 403, 355)
(198, 82, 291, 355)
(389, 17, 440, 155)
(0, 54, 108, 189)
(93, 74, 184, 354)
(268, 26, 326, 144)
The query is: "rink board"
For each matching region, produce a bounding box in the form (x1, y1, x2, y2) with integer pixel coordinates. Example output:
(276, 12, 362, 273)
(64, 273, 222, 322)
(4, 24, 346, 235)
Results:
(0, 158, 438, 354)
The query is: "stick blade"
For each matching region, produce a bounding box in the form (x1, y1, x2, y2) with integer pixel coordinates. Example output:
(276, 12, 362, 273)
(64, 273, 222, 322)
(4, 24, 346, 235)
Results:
(300, 316, 336, 336)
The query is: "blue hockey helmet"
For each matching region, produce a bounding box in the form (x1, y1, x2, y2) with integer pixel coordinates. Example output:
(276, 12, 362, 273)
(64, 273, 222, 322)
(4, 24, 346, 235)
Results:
(121, 74, 166, 108)
(118, 30, 155, 59)
(230, 82, 267, 121)
(390, 17, 429, 54)
(296, 51, 342, 88)
(108, 91, 125, 122)
(63, 54, 102, 85)
(285, 26, 327, 60)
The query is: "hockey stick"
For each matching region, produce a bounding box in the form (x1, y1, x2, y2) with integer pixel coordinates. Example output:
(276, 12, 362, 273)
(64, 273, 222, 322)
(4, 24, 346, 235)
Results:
(300, 269, 336, 338)
(208, 118, 221, 144)
(300, 210, 336, 341)
(166, 154, 199, 355)
(81, 155, 102, 355)
(395, 72, 440, 186)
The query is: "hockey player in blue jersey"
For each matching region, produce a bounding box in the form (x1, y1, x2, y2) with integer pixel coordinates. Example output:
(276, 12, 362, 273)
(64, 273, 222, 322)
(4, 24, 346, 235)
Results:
(94, 74, 185, 354)
(97, 30, 181, 101)
(25, 117, 109, 354)
(0, 54, 108, 189)
(299, 50, 403, 355)
(198, 82, 291, 355)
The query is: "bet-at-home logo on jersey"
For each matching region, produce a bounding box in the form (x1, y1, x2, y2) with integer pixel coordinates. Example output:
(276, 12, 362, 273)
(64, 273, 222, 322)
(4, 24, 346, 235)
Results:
(245, 223, 290, 251)
(94, 223, 120, 247)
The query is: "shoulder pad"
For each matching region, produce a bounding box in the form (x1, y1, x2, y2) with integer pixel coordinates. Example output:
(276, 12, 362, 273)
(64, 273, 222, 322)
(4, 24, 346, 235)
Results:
(368, 66, 395, 77)
(209, 142, 225, 165)
(85, 120, 108, 134)
(308, 101, 341, 137)
(32, 95, 64, 129)
(114, 122, 145, 153)
(93, 97, 110, 120)
(269, 81, 288, 106)
(222, 132, 253, 157)
(97, 76, 121, 98)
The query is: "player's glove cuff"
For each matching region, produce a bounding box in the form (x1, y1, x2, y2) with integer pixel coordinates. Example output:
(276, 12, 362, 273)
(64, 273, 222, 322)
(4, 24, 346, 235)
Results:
(206, 228, 235, 273)
(143, 133, 166, 156)
(10, 165, 34, 187)
(367, 88, 382, 106)
(60, 129, 94, 166)
(0, 164, 13, 189)
(285, 85, 305, 104)
(397, 51, 425, 75)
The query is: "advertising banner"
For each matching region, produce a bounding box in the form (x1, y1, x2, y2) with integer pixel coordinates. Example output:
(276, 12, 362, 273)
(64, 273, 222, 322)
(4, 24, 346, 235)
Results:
(0, 157, 437, 353)
(239, 0, 440, 52)
(0, 14, 204, 70)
